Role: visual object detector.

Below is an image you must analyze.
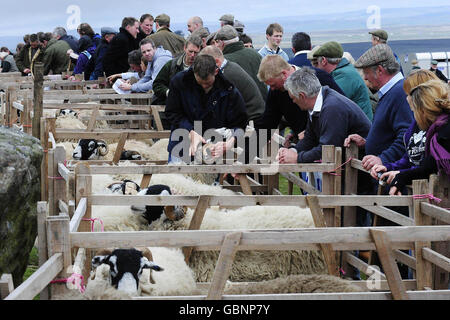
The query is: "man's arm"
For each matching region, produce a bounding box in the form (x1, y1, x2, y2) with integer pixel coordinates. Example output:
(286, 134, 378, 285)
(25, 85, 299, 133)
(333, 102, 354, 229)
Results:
(378, 102, 413, 164)
(15, 48, 26, 73)
(131, 55, 172, 93)
(165, 78, 193, 132)
(254, 91, 283, 132)
(153, 59, 172, 99)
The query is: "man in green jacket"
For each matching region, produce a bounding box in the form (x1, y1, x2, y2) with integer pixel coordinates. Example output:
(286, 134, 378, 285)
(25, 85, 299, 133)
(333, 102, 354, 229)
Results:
(15, 33, 43, 76)
(153, 34, 203, 105)
(147, 14, 185, 57)
(314, 41, 373, 121)
(215, 25, 267, 101)
(39, 33, 71, 75)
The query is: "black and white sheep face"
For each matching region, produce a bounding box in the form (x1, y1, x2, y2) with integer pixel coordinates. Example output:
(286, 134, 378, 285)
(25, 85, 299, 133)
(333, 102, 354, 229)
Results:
(72, 139, 108, 160)
(92, 248, 163, 295)
(59, 109, 78, 117)
(131, 184, 185, 224)
(107, 180, 141, 195)
(120, 150, 142, 161)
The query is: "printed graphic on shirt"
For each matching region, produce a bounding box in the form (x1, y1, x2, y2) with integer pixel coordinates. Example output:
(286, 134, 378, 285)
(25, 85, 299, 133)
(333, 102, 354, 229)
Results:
(408, 130, 426, 166)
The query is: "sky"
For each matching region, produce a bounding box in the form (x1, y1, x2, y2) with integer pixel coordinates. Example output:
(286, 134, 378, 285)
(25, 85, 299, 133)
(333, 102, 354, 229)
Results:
(1, 0, 450, 37)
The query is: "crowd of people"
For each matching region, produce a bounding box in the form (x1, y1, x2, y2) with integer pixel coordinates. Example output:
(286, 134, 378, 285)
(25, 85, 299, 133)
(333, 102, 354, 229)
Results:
(0, 13, 448, 203)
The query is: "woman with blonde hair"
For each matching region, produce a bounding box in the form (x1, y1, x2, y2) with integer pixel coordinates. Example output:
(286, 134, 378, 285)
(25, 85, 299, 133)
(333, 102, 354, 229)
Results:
(388, 79, 450, 195)
(371, 69, 440, 185)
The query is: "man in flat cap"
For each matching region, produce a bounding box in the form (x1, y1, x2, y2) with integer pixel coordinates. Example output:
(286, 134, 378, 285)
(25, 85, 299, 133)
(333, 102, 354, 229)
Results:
(314, 41, 373, 121)
(430, 60, 449, 83)
(219, 14, 234, 27)
(148, 13, 186, 56)
(369, 29, 388, 46)
(215, 25, 267, 101)
(86, 27, 117, 79)
(234, 20, 245, 34)
(369, 29, 403, 75)
(345, 44, 413, 172)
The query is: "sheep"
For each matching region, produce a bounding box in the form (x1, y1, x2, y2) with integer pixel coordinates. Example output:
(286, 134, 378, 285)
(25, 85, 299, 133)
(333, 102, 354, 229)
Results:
(56, 138, 169, 162)
(91, 248, 164, 295)
(52, 247, 199, 299)
(222, 274, 362, 295)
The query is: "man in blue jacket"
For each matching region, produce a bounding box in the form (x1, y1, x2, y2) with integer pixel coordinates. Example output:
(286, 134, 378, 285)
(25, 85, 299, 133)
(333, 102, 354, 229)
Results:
(165, 55, 248, 163)
(344, 44, 414, 171)
(118, 38, 172, 93)
(277, 67, 371, 164)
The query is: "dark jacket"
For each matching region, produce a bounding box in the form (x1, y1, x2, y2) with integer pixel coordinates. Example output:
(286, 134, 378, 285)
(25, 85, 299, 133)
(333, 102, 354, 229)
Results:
(365, 78, 414, 165)
(221, 60, 265, 121)
(254, 85, 308, 138)
(289, 52, 346, 96)
(223, 41, 268, 101)
(103, 27, 139, 76)
(430, 67, 449, 83)
(15, 44, 43, 75)
(148, 27, 185, 57)
(85, 38, 110, 80)
(294, 86, 371, 163)
(165, 68, 248, 156)
(384, 120, 426, 172)
(136, 27, 154, 43)
(60, 34, 79, 53)
(42, 38, 71, 75)
(153, 53, 187, 104)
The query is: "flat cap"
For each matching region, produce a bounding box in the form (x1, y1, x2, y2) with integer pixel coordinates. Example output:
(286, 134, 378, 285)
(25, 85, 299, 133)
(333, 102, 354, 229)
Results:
(215, 25, 238, 41)
(369, 29, 388, 41)
(312, 41, 343, 59)
(219, 14, 234, 24)
(307, 45, 321, 60)
(155, 13, 170, 25)
(411, 59, 418, 65)
(431, 60, 438, 65)
(234, 20, 245, 32)
(101, 27, 117, 36)
(354, 44, 396, 68)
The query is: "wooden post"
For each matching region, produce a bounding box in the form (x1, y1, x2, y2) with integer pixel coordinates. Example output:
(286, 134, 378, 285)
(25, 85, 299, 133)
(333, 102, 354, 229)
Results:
(413, 179, 433, 290)
(37, 201, 49, 300)
(342, 142, 359, 277)
(0, 274, 14, 300)
(46, 215, 71, 297)
(238, 174, 253, 195)
(182, 195, 210, 263)
(40, 117, 49, 201)
(370, 229, 409, 300)
(322, 145, 336, 228)
(428, 173, 450, 290)
(86, 105, 100, 131)
(206, 232, 242, 300)
(112, 132, 128, 164)
(140, 174, 152, 189)
(32, 62, 44, 139)
(75, 163, 92, 281)
(306, 195, 339, 276)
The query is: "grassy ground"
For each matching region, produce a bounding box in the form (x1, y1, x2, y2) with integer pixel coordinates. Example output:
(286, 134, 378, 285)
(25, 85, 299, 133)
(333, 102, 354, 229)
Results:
(278, 174, 303, 195)
(23, 247, 40, 300)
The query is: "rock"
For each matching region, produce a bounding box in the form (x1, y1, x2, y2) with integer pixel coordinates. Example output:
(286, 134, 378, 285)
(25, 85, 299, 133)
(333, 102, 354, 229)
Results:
(0, 126, 43, 287)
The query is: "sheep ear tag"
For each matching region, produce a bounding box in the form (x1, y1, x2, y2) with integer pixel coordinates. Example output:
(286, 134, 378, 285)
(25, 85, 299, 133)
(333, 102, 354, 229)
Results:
(141, 258, 164, 272)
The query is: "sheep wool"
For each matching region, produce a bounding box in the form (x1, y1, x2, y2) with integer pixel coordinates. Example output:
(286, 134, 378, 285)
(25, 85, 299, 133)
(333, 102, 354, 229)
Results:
(222, 274, 363, 295)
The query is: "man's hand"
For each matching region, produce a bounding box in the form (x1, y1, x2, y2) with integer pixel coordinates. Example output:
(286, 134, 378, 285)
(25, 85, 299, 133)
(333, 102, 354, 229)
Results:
(298, 130, 305, 141)
(277, 148, 298, 164)
(344, 134, 366, 148)
(189, 130, 206, 156)
(107, 74, 120, 84)
(119, 81, 132, 91)
(370, 164, 387, 180)
(389, 186, 402, 196)
(210, 137, 235, 158)
(380, 170, 400, 185)
(23, 68, 31, 74)
(362, 155, 382, 171)
(283, 133, 294, 148)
